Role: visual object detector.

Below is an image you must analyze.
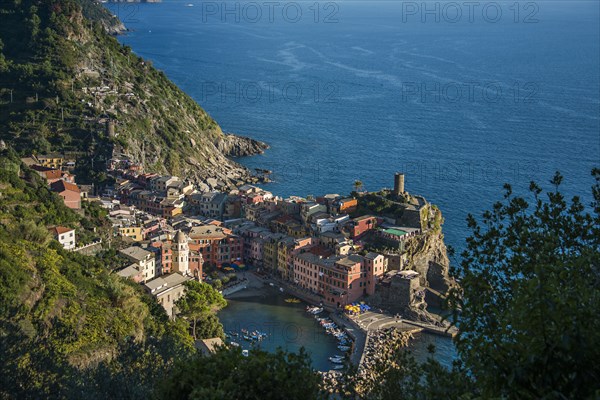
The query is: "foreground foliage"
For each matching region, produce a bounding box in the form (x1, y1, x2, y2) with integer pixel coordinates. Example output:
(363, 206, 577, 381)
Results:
(357, 170, 600, 399)
(159, 347, 324, 400)
(447, 170, 600, 399)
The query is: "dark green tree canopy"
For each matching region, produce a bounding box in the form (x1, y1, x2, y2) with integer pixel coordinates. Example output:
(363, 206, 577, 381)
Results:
(446, 170, 600, 399)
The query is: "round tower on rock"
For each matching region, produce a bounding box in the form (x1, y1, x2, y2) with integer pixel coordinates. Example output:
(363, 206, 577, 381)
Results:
(394, 173, 405, 196)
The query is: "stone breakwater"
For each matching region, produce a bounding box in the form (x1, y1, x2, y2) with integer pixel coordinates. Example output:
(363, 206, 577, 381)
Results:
(318, 327, 416, 396)
(355, 328, 414, 395)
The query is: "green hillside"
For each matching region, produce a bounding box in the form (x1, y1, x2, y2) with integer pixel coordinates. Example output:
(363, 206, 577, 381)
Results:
(0, 0, 259, 188)
(0, 150, 196, 398)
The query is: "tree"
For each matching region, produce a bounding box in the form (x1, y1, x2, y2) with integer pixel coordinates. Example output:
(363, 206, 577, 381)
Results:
(356, 170, 600, 400)
(192, 312, 225, 341)
(212, 278, 223, 290)
(158, 347, 325, 400)
(444, 170, 600, 398)
(176, 281, 227, 340)
(354, 180, 364, 193)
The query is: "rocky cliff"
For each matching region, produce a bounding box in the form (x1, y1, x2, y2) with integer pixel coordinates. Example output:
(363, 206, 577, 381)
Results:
(403, 231, 453, 294)
(367, 202, 456, 323)
(216, 134, 270, 158)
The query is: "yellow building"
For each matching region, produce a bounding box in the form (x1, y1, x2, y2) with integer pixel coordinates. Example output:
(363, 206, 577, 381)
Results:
(286, 221, 308, 238)
(277, 239, 292, 279)
(263, 237, 279, 273)
(37, 154, 64, 169)
(119, 226, 143, 241)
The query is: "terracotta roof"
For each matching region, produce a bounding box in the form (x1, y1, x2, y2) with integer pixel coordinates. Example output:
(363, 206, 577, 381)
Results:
(49, 226, 74, 235)
(32, 165, 62, 180)
(308, 245, 334, 258)
(274, 214, 295, 224)
(50, 180, 80, 193)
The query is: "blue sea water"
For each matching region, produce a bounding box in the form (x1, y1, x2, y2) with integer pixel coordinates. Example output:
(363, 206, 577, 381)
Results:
(111, 0, 600, 258)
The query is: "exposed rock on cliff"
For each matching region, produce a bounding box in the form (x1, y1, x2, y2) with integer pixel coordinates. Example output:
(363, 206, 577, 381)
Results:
(216, 134, 270, 158)
(368, 204, 456, 321)
(403, 231, 452, 294)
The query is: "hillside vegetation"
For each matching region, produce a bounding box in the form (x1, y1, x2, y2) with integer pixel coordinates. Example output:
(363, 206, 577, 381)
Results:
(0, 0, 264, 189)
(0, 150, 195, 398)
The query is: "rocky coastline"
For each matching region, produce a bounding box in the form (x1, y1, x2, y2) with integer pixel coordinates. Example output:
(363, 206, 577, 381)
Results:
(216, 134, 270, 158)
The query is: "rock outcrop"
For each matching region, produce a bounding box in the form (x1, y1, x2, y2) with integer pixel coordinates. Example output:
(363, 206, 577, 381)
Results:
(403, 231, 453, 294)
(216, 134, 270, 158)
(368, 204, 456, 320)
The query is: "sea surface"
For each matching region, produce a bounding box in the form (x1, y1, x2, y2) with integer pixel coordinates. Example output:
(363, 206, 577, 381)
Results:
(112, 0, 599, 258)
(218, 290, 342, 371)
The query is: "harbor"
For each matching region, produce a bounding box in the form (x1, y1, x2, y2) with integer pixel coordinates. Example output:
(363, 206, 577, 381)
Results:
(219, 272, 457, 371)
(218, 285, 344, 372)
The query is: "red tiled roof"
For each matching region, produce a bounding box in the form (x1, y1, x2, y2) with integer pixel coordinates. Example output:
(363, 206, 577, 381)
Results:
(32, 165, 62, 180)
(308, 245, 334, 258)
(274, 214, 295, 224)
(49, 226, 74, 235)
(50, 180, 80, 193)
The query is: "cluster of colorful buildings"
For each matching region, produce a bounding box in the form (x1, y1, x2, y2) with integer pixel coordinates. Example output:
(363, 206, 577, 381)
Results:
(21, 154, 85, 210)
(88, 165, 429, 313)
(17, 146, 431, 319)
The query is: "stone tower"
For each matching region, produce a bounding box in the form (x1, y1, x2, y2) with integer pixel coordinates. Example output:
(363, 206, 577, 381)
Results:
(172, 230, 189, 275)
(106, 120, 116, 138)
(393, 173, 405, 196)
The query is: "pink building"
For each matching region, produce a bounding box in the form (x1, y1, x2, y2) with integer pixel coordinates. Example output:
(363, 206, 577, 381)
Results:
(349, 215, 381, 240)
(50, 180, 81, 209)
(292, 252, 385, 308)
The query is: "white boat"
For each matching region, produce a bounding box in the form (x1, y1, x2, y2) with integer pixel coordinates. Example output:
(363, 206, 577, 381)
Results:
(338, 346, 351, 351)
(230, 342, 240, 347)
(333, 365, 344, 370)
(329, 358, 344, 364)
(242, 349, 249, 357)
(280, 287, 284, 292)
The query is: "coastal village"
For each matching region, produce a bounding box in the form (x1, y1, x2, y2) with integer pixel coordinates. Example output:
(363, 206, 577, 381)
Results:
(18, 150, 455, 373)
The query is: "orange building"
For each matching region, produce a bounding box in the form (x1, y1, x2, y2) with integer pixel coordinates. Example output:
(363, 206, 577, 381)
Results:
(188, 225, 244, 268)
(337, 198, 358, 214)
(292, 252, 385, 308)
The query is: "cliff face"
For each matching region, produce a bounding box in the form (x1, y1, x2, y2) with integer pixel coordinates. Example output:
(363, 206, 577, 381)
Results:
(216, 134, 269, 158)
(0, 0, 265, 190)
(403, 231, 452, 294)
(367, 202, 455, 323)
